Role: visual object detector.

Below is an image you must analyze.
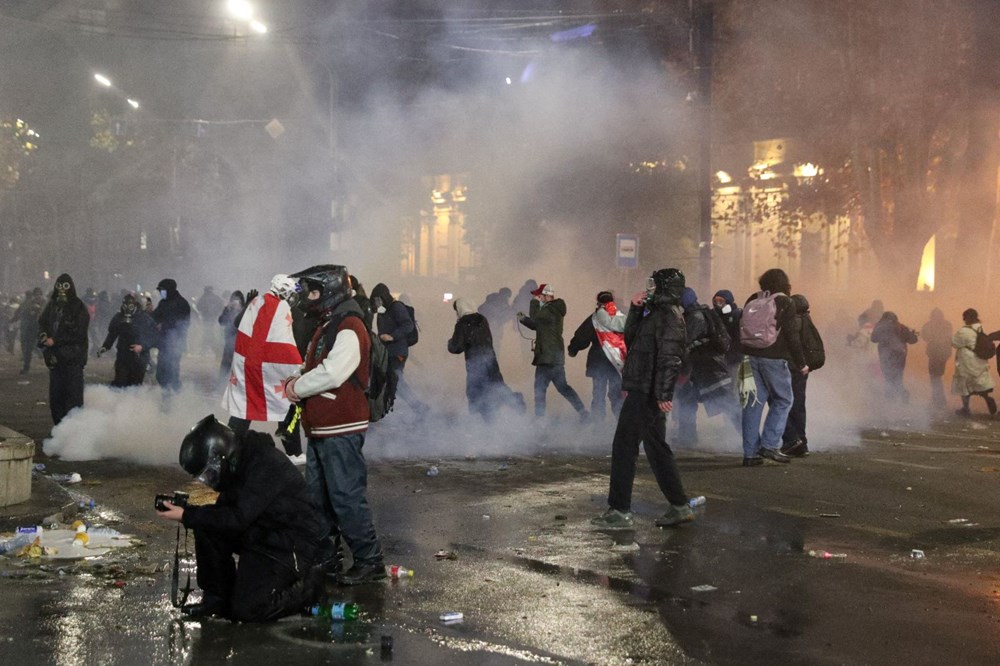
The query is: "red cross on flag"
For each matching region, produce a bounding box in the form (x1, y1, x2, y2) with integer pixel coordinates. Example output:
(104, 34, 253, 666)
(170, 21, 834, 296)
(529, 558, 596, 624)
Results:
(222, 293, 302, 422)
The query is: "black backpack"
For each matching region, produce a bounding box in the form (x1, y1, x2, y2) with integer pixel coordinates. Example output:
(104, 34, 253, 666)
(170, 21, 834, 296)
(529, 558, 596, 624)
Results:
(700, 305, 731, 354)
(800, 313, 826, 370)
(403, 303, 419, 347)
(973, 328, 997, 360)
(323, 314, 398, 423)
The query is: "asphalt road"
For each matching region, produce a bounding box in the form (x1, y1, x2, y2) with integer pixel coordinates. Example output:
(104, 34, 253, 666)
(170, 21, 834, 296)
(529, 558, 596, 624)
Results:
(2, 351, 1000, 665)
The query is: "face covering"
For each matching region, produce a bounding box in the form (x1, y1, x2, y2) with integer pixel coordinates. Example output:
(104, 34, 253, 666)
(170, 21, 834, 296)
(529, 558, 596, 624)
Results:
(159, 290, 168, 299)
(55, 282, 71, 303)
(719, 304, 732, 314)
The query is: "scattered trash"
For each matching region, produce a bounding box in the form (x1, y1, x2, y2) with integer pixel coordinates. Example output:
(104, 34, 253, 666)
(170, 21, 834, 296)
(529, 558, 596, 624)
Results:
(554, 514, 568, 521)
(749, 615, 758, 623)
(906, 486, 913, 491)
(434, 550, 457, 561)
(688, 496, 706, 508)
(970, 423, 988, 430)
(498, 463, 509, 471)
(387, 565, 413, 579)
(439, 611, 463, 624)
(32, 464, 46, 473)
(690, 584, 718, 592)
(962, 523, 980, 527)
(49, 473, 82, 485)
(947, 518, 969, 524)
(819, 513, 841, 518)
(910, 549, 925, 559)
(610, 542, 640, 552)
(426, 466, 439, 477)
(880, 431, 889, 437)
(482, 515, 490, 520)
(16, 380, 29, 385)
(808, 550, 847, 559)
(978, 446, 990, 450)
(0, 533, 35, 555)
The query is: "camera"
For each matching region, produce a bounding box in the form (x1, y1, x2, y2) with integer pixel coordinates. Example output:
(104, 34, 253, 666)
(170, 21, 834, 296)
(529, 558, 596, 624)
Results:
(155, 491, 189, 512)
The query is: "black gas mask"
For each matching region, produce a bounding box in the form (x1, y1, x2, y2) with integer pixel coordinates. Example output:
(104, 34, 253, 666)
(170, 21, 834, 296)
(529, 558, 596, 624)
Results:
(121, 295, 139, 323)
(55, 281, 71, 304)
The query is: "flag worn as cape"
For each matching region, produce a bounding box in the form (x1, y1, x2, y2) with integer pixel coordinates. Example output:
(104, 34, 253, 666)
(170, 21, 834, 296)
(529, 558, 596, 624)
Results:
(222, 293, 302, 422)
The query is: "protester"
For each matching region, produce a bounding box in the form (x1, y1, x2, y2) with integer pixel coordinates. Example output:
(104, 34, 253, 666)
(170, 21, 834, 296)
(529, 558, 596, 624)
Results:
(217, 290, 245, 381)
(348, 275, 374, 332)
(16, 288, 44, 374)
(155, 415, 325, 621)
(37, 273, 90, 425)
(196, 286, 225, 355)
(591, 268, 694, 529)
(98, 293, 157, 388)
(712, 289, 743, 377)
(920, 308, 953, 412)
(152, 278, 191, 393)
(952, 308, 997, 417)
(781, 294, 823, 457)
(517, 283, 589, 421)
(739, 268, 806, 466)
(447, 297, 524, 420)
(568, 291, 626, 422)
(871, 311, 918, 403)
(478, 287, 513, 347)
(369, 282, 427, 416)
(284, 265, 386, 585)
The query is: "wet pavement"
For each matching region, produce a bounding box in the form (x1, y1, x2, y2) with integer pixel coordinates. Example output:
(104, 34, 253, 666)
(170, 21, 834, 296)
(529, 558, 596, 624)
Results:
(3, 354, 1000, 664)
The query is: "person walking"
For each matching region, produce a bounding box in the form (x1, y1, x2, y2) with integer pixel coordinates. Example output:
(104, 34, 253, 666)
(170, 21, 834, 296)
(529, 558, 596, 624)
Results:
(591, 268, 693, 529)
(952, 308, 997, 417)
(152, 278, 191, 393)
(37, 273, 90, 425)
(516, 283, 588, 421)
(98, 293, 157, 388)
(739, 268, 807, 466)
(370, 282, 428, 416)
(781, 294, 824, 457)
(567, 291, 626, 423)
(871, 311, 919, 403)
(921, 308, 953, 412)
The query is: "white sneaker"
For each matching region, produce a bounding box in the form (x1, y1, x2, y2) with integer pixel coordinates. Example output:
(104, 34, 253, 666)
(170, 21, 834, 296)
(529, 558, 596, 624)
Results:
(287, 454, 307, 466)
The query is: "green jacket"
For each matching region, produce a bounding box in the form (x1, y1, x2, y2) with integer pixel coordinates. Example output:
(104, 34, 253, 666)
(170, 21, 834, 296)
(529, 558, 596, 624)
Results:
(521, 298, 567, 366)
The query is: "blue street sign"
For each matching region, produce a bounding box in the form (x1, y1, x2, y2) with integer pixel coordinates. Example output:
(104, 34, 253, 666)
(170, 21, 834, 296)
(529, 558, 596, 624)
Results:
(616, 234, 639, 269)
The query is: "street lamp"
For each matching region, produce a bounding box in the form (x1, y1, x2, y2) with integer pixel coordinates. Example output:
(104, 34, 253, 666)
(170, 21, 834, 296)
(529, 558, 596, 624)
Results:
(249, 19, 267, 34)
(226, 0, 253, 21)
(94, 73, 112, 87)
(127, 98, 140, 110)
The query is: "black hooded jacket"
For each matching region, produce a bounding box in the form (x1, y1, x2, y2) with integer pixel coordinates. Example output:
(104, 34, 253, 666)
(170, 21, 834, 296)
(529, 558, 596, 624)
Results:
(37, 273, 90, 367)
(620, 297, 688, 402)
(152, 283, 191, 346)
(182, 431, 324, 558)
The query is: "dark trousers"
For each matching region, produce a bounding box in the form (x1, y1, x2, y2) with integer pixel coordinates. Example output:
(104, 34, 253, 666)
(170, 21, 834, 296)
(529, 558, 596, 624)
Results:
(111, 349, 147, 388)
(534, 364, 586, 417)
(608, 391, 687, 512)
(156, 345, 182, 392)
(305, 433, 383, 566)
(193, 528, 313, 622)
(49, 363, 84, 425)
(20, 333, 38, 372)
(590, 367, 623, 422)
(390, 355, 427, 412)
(782, 372, 809, 445)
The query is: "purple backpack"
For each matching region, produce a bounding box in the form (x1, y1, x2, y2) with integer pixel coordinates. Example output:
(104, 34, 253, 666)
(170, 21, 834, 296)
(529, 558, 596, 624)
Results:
(740, 291, 781, 349)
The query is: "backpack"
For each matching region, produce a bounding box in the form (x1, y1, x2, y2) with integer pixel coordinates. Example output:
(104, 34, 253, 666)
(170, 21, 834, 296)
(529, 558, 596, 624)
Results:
(740, 291, 781, 349)
(800, 313, 826, 370)
(324, 314, 398, 423)
(972, 327, 997, 361)
(403, 303, 419, 347)
(692, 305, 730, 354)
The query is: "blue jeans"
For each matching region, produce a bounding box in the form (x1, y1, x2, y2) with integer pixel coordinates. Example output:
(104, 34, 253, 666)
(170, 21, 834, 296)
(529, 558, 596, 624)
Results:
(534, 364, 586, 417)
(305, 433, 383, 566)
(741, 356, 793, 458)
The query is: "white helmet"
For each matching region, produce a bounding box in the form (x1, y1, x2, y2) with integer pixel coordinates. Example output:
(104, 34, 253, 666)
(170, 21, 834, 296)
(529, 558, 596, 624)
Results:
(269, 274, 300, 305)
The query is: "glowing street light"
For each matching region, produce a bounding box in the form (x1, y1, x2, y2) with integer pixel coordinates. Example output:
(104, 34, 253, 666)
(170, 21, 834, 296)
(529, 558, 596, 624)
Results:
(249, 19, 267, 34)
(227, 0, 253, 21)
(94, 73, 112, 87)
(127, 98, 140, 109)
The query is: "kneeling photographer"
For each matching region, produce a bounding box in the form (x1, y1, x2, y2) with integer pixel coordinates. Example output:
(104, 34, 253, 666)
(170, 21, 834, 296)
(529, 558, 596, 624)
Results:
(156, 415, 326, 621)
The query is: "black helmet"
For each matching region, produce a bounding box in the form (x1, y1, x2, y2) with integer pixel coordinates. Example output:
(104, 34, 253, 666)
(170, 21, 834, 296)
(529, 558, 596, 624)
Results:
(647, 268, 685, 305)
(179, 415, 238, 491)
(289, 264, 351, 314)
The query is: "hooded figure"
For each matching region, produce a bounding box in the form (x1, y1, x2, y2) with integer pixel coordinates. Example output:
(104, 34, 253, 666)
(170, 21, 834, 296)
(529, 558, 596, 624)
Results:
(370, 282, 428, 415)
(921, 308, 953, 410)
(99, 292, 157, 388)
(713, 289, 743, 371)
(152, 278, 191, 393)
(218, 290, 245, 381)
(38, 273, 91, 425)
(568, 291, 626, 422)
(781, 294, 817, 457)
(871, 311, 918, 403)
(447, 298, 524, 420)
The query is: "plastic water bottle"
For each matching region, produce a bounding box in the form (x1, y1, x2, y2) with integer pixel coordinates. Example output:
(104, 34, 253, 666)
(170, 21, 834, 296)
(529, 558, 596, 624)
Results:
(309, 602, 359, 621)
(88, 527, 122, 538)
(387, 565, 414, 579)
(688, 496, 706, 508)
(0, 533, 34, 555)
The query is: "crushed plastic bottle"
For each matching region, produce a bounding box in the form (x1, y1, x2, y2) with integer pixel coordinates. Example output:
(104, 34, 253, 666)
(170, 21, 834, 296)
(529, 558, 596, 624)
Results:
(688, 496, 707, 508)
(0, 533, 35, 555)
(309, 602, 359, 621)
(910, 549, 925, 559)
(387, 565, 414, 579)
(426, 466, 439, 477)
(87, 527, 123, 538)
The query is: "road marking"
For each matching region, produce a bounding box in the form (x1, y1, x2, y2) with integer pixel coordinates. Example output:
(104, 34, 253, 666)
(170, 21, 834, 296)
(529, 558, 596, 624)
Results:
(870, 458, 944, 470)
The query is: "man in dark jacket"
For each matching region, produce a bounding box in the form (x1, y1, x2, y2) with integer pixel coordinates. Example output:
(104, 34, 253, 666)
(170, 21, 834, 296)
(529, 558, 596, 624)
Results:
(713, 289, 743, 376)
(370, 282, 428, 415)
(674, 288, 738, 446)
(920, 308, 953, 411)
(740, 268, 807, 466)
(38, 273, 91, 425)
(517, 283, 588, 420)
(448, 297, 523, 421)
(871, 311, 918, 403)
(196, 286, 225, 355)
(152, 278, 191, 393)
(568, 291, 625, 422)
(781, 294, 816, 457)
(591, 268, 694, 529)
(156, 415, 325, 621)
(99, 293, 157, 388)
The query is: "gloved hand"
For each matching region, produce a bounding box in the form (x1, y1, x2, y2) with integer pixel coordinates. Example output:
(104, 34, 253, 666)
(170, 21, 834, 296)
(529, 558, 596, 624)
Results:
(97, 347, 107, 358)
(567, 346, 576, 357)
(246, 289, 259, 303)
(515, 312, 525, 322)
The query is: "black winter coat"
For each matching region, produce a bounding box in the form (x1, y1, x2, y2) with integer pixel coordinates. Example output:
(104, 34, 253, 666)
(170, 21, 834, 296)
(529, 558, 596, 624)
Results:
(620, 301, 687, 401)
(447, 313, 505, 399)
(376, 301, 414, 359)
(684, 306, 732, 401)
(38, 282, 90, 368)
(182, 431, 325, 559)
(101, 312, 157, 355)
(152, 292, 191, 349)
(568, 315, 616, 378)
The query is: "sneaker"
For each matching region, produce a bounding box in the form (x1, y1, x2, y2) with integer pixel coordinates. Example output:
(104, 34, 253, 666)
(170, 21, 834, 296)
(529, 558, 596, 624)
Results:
(655, 503, 695, 527)
(760, 448, 791, 464)
(742, 457, 764, 467)
(781, 440, 809, 458)
(589, 508, 634, 529)
(955, 408, 972, 417)
(338, 561, 387, 586)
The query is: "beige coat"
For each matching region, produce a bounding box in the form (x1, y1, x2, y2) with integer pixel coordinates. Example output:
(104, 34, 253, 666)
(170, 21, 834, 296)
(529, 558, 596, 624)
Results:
(952, 324, 995, 395)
